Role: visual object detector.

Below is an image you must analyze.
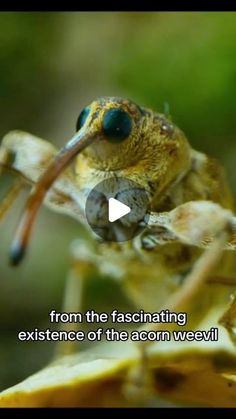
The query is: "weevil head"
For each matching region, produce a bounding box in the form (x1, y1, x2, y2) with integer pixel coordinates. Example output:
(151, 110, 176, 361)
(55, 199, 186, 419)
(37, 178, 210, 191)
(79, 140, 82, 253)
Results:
(75, 97, 144, 170)
(75, 97, 191, 192)
(9, 97, 192, 266)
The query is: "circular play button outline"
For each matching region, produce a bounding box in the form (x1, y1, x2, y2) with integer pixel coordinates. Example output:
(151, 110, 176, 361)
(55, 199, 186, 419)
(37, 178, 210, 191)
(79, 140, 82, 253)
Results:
(85, 177, 150, 242)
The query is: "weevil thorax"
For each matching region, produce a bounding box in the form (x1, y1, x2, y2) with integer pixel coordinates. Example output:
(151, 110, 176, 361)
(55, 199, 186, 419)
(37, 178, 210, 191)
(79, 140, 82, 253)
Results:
(75, 97, 192, 198)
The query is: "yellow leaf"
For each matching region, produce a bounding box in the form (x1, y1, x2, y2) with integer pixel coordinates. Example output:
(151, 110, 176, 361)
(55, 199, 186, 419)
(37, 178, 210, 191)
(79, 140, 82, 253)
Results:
(1, 322, 236, 407)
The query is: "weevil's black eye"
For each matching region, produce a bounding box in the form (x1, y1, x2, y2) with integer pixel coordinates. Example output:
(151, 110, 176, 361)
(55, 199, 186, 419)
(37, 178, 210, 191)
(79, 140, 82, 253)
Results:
(76, 107, 90, 131)
(102, 108, 132, 143)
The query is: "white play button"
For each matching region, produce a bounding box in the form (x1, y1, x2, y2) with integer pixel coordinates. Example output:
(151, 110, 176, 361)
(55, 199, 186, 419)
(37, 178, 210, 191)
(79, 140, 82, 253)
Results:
(108, 197, 131, 223)
(85, 177, 150, 242)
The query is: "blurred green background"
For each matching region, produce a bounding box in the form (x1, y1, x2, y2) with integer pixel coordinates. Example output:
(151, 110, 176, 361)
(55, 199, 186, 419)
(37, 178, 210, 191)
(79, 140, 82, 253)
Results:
(0, 11, 236, 392)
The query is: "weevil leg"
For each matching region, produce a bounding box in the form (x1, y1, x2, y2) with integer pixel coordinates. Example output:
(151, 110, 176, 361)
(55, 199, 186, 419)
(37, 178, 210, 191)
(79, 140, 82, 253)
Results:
(54, 239, 125, 358)
(122, 340, 156, 406)
(136, 200, 236, 345)
(122, 231, 230, 403)
(142, 200, 236, 250)
(0, 130, 56, 221)
(54, 241, 97, 358)
(0, 130, 86, 226)
(0, 178, 24, 221)
(0, 130, 57, 218)
(0, 130, 57, 182)
(219, 294, 236, 346)
(123, 200, 235, 403)
(137, 230, 229, 343)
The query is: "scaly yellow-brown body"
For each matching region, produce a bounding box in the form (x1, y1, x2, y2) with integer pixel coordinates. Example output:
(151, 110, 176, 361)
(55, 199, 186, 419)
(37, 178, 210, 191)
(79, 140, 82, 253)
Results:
(0, 96, 235, 332)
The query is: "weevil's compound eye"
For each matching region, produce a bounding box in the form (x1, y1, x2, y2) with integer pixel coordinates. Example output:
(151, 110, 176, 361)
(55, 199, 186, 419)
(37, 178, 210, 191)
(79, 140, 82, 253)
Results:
(102, 108, 132, 143)
(76, 107, 90, 131)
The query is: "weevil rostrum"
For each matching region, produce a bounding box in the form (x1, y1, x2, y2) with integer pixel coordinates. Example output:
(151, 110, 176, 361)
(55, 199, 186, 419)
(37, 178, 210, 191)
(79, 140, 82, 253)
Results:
(1, 96, 236, 391)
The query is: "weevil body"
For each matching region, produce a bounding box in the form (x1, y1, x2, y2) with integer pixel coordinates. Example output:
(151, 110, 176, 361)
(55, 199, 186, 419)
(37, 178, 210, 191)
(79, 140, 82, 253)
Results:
(0, 96, 236, 340)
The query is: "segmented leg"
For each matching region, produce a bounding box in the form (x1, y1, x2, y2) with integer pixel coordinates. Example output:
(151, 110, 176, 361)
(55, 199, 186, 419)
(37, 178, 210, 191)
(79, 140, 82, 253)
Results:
(138, 230, 230, 340)
(127, 204, 236, 399)
(0, 178, 24, 221)
(0, 130, 86, 225)
(135, 201, 236, 345)
(141, 201, 236, 250)
(54, 240, 97, 358)
(123, 231, 232, 404)
(219, 294, 236, 345)
(54, 239, 125, 357)
(0, 130, 57, 182)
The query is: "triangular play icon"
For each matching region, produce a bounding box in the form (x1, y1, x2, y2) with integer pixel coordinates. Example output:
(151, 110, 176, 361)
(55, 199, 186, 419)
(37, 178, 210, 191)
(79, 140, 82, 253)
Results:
(108, 198, 131, 223)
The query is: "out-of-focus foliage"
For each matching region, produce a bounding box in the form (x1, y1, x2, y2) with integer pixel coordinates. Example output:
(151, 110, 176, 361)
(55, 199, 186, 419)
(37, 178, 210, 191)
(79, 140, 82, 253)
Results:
(0, 11, 236, 396)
